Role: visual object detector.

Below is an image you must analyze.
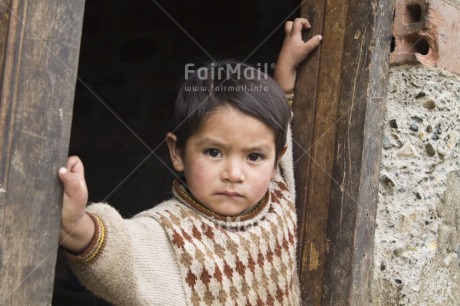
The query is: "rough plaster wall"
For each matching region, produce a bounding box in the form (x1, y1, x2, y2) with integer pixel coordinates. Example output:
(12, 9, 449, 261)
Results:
(372, 65, 460, 305)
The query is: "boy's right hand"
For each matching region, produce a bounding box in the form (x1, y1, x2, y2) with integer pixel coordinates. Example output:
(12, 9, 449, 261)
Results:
(274, 18, 322, 94)
(58, 156, 95, 253)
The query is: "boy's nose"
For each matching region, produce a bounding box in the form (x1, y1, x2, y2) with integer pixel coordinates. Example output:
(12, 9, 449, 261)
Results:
(223, 159, 244, 183)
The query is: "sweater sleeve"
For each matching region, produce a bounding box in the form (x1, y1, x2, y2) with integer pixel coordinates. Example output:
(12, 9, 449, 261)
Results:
(279, 125, 296, 203)
(67, 203, 187, 306)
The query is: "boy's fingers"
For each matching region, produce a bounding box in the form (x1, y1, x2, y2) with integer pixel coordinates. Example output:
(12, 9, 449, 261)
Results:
(59, 167, 82, 195)
(284, 21, 293, 36)
(66, 156, 85, 179)
(291, 18, 311, 36)
(58, 167, 67, 176)
(302, 18, 312, 29)
(302, 35, 322, 54)
(67, 156, 82, 170)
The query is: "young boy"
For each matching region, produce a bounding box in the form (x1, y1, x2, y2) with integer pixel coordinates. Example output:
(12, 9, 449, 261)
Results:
(59, 18, 321, 305)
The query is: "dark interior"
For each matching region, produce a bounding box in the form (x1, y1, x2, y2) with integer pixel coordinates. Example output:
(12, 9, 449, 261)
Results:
(53, 0, 299, 304)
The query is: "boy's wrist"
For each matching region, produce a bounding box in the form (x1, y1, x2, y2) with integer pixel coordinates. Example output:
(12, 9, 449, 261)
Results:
(60, 212, 96, 253)
(274, 63, 296, 105)
(63, 213, 106, 263)
(274, 66, 296, 94)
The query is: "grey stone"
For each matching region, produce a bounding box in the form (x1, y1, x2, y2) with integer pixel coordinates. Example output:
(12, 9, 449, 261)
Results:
(397, 141, 420, 158)
(410, 124, 419, 132)
(380, 174, 396, 188)
(422, 99, 436, 109)
(415, 91, 426, 99)
(389, 119, 398, 128)
(436, 125, 442, 134)
(383, 134, 394, 149)
(425, 143, 436, 157)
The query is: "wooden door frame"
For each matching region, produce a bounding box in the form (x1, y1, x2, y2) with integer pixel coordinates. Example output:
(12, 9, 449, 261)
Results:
(0, 0, 85, 304)
(293, 0, 394, 305)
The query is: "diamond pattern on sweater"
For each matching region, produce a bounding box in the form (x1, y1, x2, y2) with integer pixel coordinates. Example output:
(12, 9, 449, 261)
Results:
(154, 177, 299, 305)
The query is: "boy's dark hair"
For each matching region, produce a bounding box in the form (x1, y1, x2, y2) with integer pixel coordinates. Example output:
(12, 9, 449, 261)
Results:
(171, 60, 291, 160)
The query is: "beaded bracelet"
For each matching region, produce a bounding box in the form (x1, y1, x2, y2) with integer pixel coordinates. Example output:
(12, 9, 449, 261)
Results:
(64, 213, 107, 264)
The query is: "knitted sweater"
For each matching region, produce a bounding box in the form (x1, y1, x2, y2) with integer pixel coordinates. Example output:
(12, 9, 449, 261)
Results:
(68, 131, 298, 306)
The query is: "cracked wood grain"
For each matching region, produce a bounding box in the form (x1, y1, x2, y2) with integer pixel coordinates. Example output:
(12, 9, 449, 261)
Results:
(0, 1, 85, 304)
(293, 0, 394, 305)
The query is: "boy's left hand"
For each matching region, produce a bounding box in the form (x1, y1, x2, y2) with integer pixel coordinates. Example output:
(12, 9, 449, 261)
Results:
(274, 18, 322, 93)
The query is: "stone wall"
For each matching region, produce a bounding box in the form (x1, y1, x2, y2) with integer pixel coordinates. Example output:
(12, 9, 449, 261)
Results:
(372, 65, 460, 305)
(373, 0, 460, 303)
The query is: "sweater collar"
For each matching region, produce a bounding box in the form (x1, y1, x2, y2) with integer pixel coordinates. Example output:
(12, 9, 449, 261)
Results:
(172, 179, 271, 229)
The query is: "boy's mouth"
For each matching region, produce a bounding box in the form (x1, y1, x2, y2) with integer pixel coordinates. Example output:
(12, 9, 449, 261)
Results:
(216, 191, 243, 197)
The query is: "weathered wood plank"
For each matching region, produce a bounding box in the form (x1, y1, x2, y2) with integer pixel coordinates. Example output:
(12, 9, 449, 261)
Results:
(293, 0, 393, 305)
(0, 0, 85, 305)
(292, 1, 329, 304)
(0, 0, 12, 98)
(322, 3, 394, 305)
(0, 0, 14, 236)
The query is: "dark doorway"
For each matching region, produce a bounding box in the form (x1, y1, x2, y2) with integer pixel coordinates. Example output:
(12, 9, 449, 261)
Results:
(53, 0, 299, 304)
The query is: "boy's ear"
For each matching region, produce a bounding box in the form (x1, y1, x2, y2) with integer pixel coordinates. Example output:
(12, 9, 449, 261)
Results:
(271, 145, 288, 179)
(278, 145, 288, 160)
(166, 133, 184, 172)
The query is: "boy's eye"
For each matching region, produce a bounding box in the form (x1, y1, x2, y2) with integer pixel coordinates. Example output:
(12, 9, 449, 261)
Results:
(205, 148, 222, 158)
(247, 153, 263, 162)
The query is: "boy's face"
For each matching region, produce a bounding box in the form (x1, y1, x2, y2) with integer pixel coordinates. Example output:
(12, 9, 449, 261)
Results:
(167, 106, 283, 216)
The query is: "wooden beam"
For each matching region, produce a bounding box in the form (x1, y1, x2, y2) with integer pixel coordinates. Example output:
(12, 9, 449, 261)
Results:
(0, 0, 85, 304)
(0, 0, 13, 207)
(293, 0, 394, 305)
